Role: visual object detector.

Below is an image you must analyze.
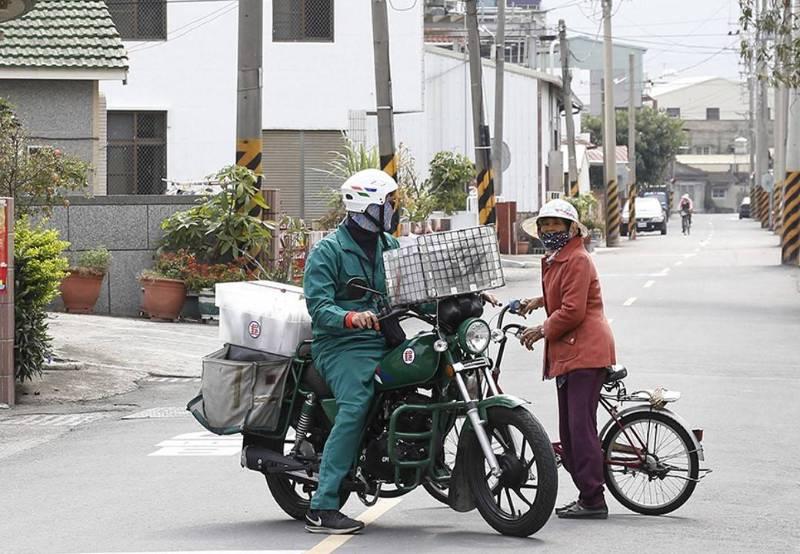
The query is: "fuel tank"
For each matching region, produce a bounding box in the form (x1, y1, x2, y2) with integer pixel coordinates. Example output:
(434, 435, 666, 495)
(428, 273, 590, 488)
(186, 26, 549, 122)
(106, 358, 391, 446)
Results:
(375, 332, 440, 391)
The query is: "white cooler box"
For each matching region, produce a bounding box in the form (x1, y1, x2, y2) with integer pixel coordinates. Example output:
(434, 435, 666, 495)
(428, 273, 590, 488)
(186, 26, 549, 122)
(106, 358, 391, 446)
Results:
(216, 281, 312, 356)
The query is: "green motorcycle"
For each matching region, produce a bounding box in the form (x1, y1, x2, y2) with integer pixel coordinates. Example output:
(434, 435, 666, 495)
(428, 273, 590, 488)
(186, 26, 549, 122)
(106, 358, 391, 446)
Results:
(241, 281, 558, 537)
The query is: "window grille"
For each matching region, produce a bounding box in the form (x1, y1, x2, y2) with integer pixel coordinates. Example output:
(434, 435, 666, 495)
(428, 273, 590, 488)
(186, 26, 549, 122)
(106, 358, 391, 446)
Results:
(273, 0, 334, 42)
(107, 0, 167, 41)
(107, 111, 167, 195)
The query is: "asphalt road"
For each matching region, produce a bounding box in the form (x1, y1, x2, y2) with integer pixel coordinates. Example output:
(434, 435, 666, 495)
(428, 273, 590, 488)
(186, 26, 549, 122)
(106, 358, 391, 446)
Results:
(1, 214, 798, 554)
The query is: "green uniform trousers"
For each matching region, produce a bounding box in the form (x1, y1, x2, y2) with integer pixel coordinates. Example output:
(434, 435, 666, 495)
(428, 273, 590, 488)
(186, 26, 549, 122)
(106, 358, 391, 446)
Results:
(310, 337, 386, 510)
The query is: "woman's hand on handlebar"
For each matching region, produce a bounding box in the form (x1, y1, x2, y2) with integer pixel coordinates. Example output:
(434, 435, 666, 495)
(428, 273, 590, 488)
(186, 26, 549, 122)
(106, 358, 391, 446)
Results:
(519, 325, 544, 350)
(518, 296, 544, 317)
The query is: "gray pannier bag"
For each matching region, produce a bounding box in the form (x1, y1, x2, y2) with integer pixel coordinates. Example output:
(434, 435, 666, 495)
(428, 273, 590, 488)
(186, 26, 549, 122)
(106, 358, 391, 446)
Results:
(187, 344, 292, 435)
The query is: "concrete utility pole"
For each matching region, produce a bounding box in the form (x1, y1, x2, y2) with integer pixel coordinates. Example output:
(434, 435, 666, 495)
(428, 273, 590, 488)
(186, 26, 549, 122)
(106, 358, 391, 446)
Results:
(559, 19, 579, 198)
(493, 0, 505, 196)
(235, 0, 263, 180)
(773, 0, 791, 235)
(372, 0, 397, 182)
(0, 198, 14, 406)
(747, 40, 758, 220)
(465, 0, 496, 225)
(628, 53, 637, 240)
(782, 0, 800, 266)
(756, 0, 770, 228)
(602, 0, 619, 246)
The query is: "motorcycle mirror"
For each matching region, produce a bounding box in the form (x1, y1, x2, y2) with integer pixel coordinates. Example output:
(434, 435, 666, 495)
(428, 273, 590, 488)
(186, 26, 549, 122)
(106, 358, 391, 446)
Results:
(345, 277, 374, 300)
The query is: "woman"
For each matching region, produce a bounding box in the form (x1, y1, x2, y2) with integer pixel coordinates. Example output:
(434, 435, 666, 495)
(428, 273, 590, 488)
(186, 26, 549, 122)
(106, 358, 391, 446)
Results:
(518, 199, 616, 520)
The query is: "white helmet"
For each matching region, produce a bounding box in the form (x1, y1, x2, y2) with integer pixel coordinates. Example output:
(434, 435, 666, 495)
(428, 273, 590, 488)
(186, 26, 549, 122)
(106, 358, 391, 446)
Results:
(523, 198, 588, 237)
(341, 169, 398, 213)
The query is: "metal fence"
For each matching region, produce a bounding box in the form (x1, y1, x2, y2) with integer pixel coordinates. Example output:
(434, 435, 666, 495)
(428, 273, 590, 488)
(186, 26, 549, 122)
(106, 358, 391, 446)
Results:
(273, 0, 334, 42)
(106, 0, 167, 40)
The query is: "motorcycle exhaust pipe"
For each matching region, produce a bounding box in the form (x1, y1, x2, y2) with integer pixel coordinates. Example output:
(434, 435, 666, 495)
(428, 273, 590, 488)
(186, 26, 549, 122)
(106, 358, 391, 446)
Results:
(241, 445, 307, 474)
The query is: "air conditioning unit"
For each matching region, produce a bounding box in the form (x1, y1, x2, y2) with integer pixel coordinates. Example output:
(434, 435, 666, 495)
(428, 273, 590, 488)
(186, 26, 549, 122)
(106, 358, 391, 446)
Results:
(546, 190, 562, 201)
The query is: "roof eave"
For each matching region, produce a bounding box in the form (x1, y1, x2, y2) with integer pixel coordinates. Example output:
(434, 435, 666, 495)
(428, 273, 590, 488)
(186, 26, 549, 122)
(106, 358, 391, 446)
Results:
(0, 66, 128, 81)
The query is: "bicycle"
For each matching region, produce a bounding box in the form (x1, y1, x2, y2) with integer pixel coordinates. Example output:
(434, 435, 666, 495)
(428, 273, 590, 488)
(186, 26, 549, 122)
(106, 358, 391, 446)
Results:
(489, 302, 712, 515)
(681, 210, 692, 235)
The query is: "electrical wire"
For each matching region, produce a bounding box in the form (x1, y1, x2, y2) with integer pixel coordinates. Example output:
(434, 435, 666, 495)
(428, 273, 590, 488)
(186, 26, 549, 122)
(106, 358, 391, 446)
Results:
(127, 2, 237, 53)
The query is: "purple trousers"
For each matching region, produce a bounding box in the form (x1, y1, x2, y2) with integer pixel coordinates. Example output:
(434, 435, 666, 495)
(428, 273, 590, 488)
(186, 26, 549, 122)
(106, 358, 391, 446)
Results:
(556, 368, 606, 508)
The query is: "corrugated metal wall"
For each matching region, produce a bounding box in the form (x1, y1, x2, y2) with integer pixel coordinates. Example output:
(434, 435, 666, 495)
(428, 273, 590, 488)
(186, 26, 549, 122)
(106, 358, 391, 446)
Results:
(262, 130, 346, 222)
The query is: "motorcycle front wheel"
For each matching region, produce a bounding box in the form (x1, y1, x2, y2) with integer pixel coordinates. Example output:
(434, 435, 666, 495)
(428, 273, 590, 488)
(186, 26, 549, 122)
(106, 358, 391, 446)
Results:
(464, 406, 558, 537)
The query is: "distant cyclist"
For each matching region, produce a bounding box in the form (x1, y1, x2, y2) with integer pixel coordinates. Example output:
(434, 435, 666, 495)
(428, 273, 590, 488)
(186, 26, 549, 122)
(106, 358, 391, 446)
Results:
(679, 194, 693, 235)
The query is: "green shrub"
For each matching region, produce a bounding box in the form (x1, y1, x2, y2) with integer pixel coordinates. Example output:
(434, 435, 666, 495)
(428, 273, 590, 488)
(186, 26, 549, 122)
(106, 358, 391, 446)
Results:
(426, 151, 475, 215)
(13, 217, 70, 381)
(72, 246, 111, 276)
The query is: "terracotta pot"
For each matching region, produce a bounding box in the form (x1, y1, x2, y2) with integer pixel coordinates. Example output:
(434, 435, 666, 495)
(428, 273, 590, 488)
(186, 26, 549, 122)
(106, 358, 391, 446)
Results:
(140, 277, 186, 321)
(60, 271, 105, 314)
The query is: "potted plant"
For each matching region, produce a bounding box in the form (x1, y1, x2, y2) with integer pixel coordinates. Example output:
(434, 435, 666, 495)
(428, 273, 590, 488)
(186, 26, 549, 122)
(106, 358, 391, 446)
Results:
(60, 247, 111, 313)
(139, 251, 189, 321)
(183, 256, 255, 322)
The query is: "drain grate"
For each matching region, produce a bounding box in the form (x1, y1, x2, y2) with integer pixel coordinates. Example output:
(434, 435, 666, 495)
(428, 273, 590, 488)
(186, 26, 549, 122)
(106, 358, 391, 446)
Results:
(0, 412, 108, 427)
(122, 407, 189, 420)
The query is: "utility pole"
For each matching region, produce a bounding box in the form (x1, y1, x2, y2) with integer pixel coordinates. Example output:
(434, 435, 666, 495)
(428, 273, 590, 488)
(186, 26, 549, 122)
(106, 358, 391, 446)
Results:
(493, 0, 505, 196)
(559, 19, 579, 198)
(465, 0, 496, 225)
(627, 53, 637, 240)
(235, 0, 263, 181)
(747, 37, 758, 221)
(756, 0, 770, 229)
(372, 0, 397, 182)
(0, 198, 14, 406)
(782, 0, 800, 266)
(602, 0, 619, 246)
(773, 0, 791, 235)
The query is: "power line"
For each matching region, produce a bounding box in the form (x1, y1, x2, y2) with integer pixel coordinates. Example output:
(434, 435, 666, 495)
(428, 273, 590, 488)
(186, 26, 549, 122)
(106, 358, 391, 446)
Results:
(127, 2, 237, 53)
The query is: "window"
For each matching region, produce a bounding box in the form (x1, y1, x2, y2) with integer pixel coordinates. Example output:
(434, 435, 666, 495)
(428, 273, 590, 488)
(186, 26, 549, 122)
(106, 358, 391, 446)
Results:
(107, 0, 167, 41)
(706, 107, 720, 120)
(273, 0, 334, 42)
(666, 107, 680, 118)
(694, 146, 711, 155)
(107, 111, 167, 195)
(712, 187, 727, 199)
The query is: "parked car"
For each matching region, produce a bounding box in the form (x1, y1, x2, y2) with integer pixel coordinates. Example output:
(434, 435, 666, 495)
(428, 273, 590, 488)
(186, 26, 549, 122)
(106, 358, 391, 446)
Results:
(739, 196, 751, 219)
(643, 191, 670, 218)
(621, 196, 667, 236)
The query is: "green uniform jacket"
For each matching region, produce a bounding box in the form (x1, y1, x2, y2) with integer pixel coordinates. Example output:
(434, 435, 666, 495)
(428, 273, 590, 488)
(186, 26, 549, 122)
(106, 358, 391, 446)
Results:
(303, 224, 399, 373)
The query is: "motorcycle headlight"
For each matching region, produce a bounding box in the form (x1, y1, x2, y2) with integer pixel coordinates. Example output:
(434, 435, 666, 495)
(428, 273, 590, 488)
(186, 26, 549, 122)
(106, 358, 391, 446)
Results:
(458, 318, 491, 354)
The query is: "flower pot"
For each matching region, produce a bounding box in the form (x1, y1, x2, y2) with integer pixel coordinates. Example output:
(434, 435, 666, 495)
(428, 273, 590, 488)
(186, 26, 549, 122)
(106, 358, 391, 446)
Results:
(198, 287, 219, 322)
(140, 277, 186, 321)
(60, 271, 105, 314)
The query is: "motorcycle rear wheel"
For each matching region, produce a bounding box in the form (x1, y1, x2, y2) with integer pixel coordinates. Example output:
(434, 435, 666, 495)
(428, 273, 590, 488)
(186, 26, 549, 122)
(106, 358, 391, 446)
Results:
(464, 406, 558, 537)
(264, 426, 349, 521)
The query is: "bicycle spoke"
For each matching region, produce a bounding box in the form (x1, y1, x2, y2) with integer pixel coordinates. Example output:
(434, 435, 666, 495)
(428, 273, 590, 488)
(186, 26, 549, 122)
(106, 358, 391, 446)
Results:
(513, 488, 534, 508)
(505, 487, 519, 517)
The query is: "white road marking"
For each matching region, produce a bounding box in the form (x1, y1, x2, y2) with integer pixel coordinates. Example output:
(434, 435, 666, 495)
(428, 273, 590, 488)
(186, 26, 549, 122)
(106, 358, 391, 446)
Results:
(655, 267, 671, 277)
(674, 260, 683, 266)
(122, 407, 189, 420)
(623, 297, 638, 306)
(149, 431, 240, 456)
(306, 498, 404, 554)
(683, 253, 697, 258)
(0, 412, 108, 427)
(144, 376, 201, 383)
(643, 280, 655, 289)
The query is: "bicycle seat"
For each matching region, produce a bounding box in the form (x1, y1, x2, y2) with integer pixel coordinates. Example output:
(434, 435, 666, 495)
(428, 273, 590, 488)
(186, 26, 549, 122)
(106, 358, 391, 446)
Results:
(605, 365, 628, 384)
(301, 363, 333, 399)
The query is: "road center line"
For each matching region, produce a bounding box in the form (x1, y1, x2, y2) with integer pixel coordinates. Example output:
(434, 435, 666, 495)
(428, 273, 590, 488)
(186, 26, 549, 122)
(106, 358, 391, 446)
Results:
(306, 498, 404, 554)
(643, 280, 655, 289)
(623, 297, 637, 306)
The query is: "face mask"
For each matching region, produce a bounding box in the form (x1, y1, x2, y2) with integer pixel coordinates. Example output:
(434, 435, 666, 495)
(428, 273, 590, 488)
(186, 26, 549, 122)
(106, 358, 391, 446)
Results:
(351, 200, 397, 234)
(540, 231, 571, 251)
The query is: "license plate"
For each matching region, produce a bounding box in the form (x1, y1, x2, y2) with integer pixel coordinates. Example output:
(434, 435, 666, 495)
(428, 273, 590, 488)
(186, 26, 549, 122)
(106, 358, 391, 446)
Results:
(637, 222, 647, 229)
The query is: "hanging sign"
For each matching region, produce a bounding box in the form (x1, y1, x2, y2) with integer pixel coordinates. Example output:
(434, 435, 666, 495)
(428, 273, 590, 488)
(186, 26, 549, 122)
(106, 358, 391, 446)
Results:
(0, 199, 8, 295)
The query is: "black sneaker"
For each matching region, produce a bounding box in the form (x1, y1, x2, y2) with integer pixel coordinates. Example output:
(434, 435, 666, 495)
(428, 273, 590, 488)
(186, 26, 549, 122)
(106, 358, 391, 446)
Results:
(557, 501, 608, 520)
(555, 500, 578, 515)
(305, 509, 365, 535)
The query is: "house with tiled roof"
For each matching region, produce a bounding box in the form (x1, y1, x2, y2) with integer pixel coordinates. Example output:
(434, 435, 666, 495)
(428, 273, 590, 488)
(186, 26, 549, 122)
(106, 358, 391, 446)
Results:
(0, 0, 128, 194)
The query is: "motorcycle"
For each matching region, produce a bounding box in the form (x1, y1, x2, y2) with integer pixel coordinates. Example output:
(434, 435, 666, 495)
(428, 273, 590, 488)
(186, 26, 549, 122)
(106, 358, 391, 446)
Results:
(240, 280, 558, 537)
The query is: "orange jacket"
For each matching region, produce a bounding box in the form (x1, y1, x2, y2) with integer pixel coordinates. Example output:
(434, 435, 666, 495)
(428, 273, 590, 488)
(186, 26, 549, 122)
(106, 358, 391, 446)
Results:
(541, 237, 616, 379)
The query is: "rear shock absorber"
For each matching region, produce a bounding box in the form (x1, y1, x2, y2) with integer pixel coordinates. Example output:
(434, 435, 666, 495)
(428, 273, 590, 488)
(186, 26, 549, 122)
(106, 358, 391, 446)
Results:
(291, 392, 316, 454)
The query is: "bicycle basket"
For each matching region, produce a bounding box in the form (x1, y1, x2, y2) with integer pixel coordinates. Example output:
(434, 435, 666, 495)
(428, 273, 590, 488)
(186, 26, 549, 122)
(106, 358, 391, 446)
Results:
(383, 225, 505, 307)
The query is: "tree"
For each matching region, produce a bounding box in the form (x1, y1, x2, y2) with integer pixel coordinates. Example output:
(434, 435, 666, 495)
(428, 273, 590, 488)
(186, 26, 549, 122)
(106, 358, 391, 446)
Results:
(739, 0, 800, 88)
(582, 108, 685, 190)
(0, 99, 88, 218)
(425, 151, 476, 214)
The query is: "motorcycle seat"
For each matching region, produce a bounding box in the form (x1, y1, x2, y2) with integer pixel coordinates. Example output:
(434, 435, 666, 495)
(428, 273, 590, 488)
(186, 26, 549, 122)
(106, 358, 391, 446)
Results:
(605, 365, 628, 384)
(301, 363, 333, 399)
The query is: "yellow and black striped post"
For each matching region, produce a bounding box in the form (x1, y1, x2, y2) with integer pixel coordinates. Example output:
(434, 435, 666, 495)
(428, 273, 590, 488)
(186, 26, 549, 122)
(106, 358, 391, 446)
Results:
(236, 138, 263, 176)
(781, 171, 800, 265)
(569, 179, 579, 198)
(627, 182, 637, 240)
(380, 153, 397, 181)
(668, 189, 675, 218)
(606, 178, 620, 246)
(759, 186, 770, 226)
(477, 166, 496, 225)
(773, 177, 783, 234)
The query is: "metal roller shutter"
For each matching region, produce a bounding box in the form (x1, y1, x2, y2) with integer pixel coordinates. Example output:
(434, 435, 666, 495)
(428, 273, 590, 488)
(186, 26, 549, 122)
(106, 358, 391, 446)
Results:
(303, 131, 347, 221)
(263, 130, 302, 217)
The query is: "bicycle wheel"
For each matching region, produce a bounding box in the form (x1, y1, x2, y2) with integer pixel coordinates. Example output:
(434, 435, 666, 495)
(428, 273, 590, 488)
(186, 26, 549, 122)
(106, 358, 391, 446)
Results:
(601, 411, 699, 515)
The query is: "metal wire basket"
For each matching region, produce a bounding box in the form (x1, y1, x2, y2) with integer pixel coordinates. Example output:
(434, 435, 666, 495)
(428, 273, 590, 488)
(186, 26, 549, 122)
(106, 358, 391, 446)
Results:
(383, 226, 505, 307)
